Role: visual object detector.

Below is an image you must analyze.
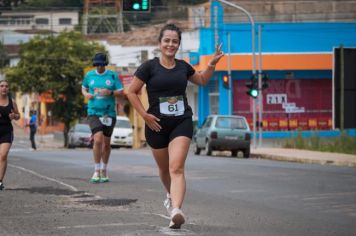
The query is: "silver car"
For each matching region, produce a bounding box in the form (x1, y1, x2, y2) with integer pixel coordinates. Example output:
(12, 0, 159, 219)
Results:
(68, 123, 92, 148)
(194, 115, 251, 158)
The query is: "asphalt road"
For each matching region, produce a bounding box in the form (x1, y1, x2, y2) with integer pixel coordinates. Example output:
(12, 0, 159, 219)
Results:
(1, 145, 356, 236)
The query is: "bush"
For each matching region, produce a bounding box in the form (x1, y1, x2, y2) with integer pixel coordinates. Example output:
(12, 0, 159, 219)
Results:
(283, 132, 356, 155)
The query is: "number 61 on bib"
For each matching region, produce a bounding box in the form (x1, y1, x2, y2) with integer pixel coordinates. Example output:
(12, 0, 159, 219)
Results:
(159, 96, 184, 116)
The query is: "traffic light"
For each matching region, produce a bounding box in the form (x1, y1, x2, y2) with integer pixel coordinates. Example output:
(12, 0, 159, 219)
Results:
(122, 0, 150, 12)
(262, 73, 269, 90)
(223, 74, 230, 89)
(246, 74, 259, 98)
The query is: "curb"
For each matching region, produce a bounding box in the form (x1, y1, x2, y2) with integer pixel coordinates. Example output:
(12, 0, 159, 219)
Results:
(250, 153, 356, 168)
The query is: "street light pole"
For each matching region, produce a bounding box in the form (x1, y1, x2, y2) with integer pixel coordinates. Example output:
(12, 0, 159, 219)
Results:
(216, 0, 257, 148)
(258, 25, 263, 147)
(227, 31, 232, 115)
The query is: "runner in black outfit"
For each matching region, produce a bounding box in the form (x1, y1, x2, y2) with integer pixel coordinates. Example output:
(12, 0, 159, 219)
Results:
(0, 80, 20, 190)
(127, 23, 224, 229)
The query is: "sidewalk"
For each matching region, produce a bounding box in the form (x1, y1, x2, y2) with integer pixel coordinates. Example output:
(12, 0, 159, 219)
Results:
(13, 124, 64, 149)
(251, 147, 356, 168)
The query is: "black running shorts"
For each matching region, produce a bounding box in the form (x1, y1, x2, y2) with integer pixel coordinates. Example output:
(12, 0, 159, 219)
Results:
(88, 116, 116, 137)
(145, 117, 193, 149)
(0, 131, 14, 144)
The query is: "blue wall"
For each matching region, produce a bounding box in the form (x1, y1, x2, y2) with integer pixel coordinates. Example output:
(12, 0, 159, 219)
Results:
(199, 1, 356, 55)
(200, 22, 356, 55)
(195, 1, 356, 125)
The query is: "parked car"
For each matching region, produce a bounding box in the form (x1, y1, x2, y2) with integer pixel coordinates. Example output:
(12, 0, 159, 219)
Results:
(68, 123, 92, 148)
(194, 115, 251, 158)
(110, 116, 133, 148)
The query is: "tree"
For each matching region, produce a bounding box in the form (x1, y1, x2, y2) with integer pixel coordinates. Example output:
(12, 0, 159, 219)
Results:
(0, 41, 9, 69)
(5, 31, 105, 147)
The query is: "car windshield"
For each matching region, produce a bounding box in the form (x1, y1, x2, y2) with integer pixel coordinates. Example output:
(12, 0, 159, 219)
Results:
(215, 117, 247, 129)
(115, 119, 131, 128)
(75, 124, 91, 133)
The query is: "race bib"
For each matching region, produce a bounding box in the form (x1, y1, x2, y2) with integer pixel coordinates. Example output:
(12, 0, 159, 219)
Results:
(159, 96, 185, 116)
(99, 116, 112, 126)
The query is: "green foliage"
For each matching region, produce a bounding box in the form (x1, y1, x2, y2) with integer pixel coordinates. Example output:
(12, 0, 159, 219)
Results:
(17, 0, 83, 8)
(1, 0, 26, 8)
(5, 31, 104, 144)
(0, 41, 10, 69)
(283, 132, 356, 155)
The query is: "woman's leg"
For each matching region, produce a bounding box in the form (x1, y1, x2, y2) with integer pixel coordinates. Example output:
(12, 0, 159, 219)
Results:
(151, 147, 171, 193)
(168, 136, 191, 209)
(0, 143, 12, 181)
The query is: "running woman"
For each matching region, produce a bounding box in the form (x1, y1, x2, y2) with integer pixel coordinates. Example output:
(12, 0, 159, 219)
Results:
(0, 80, 20, 190)
(82, 52, 124, 183)
(127, 23, 224, 229)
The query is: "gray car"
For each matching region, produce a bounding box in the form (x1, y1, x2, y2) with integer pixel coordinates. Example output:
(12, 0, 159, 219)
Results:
(68, 123, 92, 148)
(194, 115, 251, 158)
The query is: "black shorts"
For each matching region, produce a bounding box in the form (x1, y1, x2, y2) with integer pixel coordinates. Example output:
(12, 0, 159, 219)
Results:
(88, 116, 116, 137)
(0, 131, 14, 144)
(145, 117, 193, 149)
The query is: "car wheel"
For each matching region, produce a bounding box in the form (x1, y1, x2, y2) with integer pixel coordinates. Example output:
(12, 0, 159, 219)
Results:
(204, 141, 212, 156)
(243, 148, 250, 158)
(67, 142, 75, 149)
(194, 144, 201, 155)
(231, 150, 238, 157)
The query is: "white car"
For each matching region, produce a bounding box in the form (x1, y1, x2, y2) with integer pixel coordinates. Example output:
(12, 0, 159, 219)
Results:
(110, 116, 133, 148)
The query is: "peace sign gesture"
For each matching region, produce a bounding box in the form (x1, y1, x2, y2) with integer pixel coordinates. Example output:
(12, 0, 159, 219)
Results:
(209, 43, 225, 67)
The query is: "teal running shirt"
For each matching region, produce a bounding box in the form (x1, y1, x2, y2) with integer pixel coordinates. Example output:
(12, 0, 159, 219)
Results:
(82, 69, 123, 117)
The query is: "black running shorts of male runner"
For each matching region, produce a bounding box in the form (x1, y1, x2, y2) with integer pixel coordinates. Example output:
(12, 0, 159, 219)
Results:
(0, 131, 14, 144)
(88, 116, 116, 137)
(145, 117, 193, 149)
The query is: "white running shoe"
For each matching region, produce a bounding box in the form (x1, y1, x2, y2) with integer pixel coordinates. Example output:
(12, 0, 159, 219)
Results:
(90, 171, 100, 183)
(163, 193, 172, 215)
(169, 208, 185, 229)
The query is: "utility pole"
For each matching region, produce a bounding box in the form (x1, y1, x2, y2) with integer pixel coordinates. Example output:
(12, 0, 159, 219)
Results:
(227, 31, 232, 115)
(216, 0, 257, 148)
(258, 25, 263, 147)
(340, 45, 344, 131)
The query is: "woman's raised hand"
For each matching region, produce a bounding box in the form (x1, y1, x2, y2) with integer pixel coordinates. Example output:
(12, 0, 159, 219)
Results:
(210, 43, 224, 66)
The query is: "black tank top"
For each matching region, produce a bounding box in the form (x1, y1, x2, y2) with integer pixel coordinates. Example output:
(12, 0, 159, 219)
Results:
(0, 95, 14, 133)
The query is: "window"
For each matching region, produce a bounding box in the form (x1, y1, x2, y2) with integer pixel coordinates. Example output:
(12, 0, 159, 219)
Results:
(202, 117, 212, 129)
(115, 120, 131, 128)
(59, 18, 72, 25)
(35, 18, 49, 25)
(216, 117, 247, 129)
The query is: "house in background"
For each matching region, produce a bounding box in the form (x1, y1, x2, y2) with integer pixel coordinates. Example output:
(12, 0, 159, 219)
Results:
(0, 11, 79, 33)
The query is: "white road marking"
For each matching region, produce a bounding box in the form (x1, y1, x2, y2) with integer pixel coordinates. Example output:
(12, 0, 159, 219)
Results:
(8, 164, 196, 235)
(8, 163, 78, 192)
(151, 212, 171, 220)
(57, 223, 147, 229)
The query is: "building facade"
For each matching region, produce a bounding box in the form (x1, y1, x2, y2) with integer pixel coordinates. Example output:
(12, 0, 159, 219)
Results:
(191, 1, 356, 130)
(0, 11, 79, 33)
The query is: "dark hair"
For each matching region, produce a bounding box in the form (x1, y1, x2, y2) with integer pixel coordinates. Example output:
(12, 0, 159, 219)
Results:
(158, 23, 182, 44)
